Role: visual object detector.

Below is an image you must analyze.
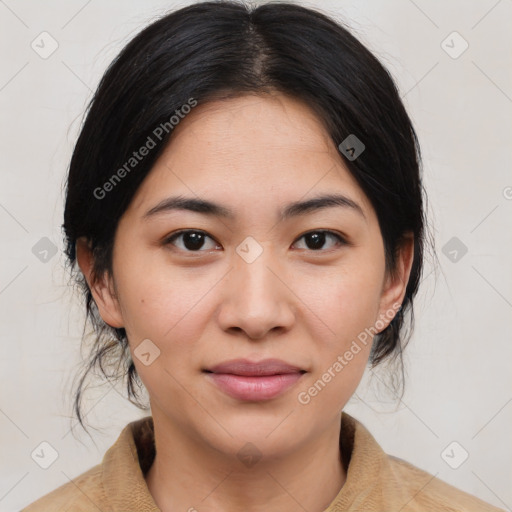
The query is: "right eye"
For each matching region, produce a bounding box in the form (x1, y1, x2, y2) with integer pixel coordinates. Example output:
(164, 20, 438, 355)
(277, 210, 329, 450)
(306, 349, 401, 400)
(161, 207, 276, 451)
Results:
(163, 230, 222, 253)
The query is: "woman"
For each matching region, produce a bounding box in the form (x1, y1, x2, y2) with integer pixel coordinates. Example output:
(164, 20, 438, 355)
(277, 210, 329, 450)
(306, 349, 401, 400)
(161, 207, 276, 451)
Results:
(23, 1, 503, 510)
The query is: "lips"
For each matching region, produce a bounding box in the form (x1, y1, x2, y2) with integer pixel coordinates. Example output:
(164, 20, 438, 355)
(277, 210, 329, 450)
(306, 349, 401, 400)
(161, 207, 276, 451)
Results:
(203, 358, 306, 401)
(205, 358, 306, 376)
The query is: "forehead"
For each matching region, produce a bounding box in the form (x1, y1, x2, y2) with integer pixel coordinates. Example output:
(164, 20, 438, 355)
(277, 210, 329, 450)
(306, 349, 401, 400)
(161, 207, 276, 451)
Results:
(172, 93, 331, 149)
(127, 93, 374, 219)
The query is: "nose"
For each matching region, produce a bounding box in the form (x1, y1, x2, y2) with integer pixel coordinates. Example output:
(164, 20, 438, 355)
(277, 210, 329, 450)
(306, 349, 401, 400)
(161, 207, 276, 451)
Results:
(216, 244, 295, 340)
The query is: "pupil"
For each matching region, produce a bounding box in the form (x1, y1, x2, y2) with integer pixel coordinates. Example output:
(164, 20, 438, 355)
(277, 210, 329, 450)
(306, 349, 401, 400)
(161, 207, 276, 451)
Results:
(184, 232, 204, 250)
(306, 232, 325, 250)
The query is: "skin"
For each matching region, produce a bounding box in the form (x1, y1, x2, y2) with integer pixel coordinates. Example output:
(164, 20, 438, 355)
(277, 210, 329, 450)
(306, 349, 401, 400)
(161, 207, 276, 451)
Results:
(77, 93, 414, 512)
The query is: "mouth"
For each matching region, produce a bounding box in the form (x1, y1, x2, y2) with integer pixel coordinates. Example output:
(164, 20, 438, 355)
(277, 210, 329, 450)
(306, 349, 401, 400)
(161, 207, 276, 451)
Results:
(203, 358, 307, 401)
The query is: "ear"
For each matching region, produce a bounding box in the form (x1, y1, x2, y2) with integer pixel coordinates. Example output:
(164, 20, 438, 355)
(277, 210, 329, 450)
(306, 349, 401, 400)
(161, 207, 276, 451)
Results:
(75, 237, 124, 329)
(377, 234, 415, 331)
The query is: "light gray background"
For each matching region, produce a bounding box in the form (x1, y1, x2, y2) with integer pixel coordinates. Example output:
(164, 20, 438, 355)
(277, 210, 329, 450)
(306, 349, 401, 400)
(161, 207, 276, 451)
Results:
(1, 0, 511, 510)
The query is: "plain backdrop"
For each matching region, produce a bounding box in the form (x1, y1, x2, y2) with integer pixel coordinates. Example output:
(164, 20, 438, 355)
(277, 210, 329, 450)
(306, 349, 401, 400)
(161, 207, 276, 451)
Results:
(1, 0, 511, 510)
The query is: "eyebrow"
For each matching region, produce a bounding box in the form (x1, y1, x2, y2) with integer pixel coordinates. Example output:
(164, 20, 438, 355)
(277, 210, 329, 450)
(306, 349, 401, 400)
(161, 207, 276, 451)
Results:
(143, 193, 366, 222)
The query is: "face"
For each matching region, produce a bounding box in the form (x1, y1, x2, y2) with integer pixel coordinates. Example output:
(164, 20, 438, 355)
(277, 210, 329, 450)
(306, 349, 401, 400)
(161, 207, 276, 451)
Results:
(80, 93, 412, 460)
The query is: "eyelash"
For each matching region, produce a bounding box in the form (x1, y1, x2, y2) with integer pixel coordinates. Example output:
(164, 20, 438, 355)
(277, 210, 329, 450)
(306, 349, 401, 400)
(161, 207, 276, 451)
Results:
(163, 229, 348, 254)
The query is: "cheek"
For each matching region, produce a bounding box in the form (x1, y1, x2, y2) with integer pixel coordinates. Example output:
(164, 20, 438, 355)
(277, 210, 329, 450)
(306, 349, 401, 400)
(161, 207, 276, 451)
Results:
(296, 257, 384, 343)
(291, 256, 383, 410)
(114, 252, 220, 349)
(116, 262, 219, 407)
(294, 274, 377, 417)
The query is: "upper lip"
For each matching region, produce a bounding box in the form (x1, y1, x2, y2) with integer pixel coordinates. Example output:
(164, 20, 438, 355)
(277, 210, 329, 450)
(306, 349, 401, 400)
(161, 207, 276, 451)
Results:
(204, 358, 306, 376)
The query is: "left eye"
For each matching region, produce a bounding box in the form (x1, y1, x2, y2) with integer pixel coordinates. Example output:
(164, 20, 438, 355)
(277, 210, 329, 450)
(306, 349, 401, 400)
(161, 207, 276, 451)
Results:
(292, 230, 346, 251)
(164, 229, 346, 253)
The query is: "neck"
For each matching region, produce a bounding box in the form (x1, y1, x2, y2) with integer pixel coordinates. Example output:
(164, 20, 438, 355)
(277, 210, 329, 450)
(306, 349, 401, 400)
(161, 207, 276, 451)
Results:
(145, 409, 347, 512)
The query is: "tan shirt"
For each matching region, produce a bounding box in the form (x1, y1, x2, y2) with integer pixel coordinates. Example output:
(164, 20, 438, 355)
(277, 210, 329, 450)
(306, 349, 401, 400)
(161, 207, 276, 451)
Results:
(23, 413, 504, 511)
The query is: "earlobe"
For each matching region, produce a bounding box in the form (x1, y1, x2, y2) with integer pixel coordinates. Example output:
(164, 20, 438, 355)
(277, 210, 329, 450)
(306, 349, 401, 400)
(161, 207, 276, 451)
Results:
(75, 237, 124, 329)
(377, 235, 415, 331)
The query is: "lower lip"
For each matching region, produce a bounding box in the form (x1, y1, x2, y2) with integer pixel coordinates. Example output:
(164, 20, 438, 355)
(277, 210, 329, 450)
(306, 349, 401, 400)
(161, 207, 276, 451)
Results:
(206, 372, 304, 401)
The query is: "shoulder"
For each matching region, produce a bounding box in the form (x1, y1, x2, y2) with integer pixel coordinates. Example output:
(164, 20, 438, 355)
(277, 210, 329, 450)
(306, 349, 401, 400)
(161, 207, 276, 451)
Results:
(21, 464, 108, 512)
(339, 413, 505, 512)
(384, 454, 504, 512)
(21, 416, 156, 512)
